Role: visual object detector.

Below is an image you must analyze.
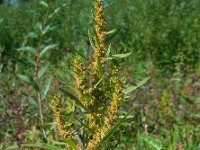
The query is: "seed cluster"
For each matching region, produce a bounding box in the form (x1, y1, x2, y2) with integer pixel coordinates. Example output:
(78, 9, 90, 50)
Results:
(52, 96, 73, 140)
(92, 0, 107, 69)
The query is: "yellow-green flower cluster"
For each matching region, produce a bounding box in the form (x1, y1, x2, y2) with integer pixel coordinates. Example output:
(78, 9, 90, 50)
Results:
(52, 96, 73, 140)
(92, 0, 107, 69)
(74, 57, 90, 106)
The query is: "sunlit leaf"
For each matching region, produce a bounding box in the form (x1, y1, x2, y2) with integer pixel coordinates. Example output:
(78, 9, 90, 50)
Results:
(39, 1, 49, 8)
(106, 28, 116, 34)
(105, 29, 119, 42)
(40, 44, 57, 58)
(107, 51, 132, 60)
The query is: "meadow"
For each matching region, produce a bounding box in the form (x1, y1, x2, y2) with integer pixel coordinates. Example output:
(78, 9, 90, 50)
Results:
(0, 0, 200, 149)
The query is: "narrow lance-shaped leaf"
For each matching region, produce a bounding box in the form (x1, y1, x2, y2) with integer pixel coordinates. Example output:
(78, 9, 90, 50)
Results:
(105, 28, 119, 42)
(93, 75, 104, 88)
(105, 28, 116, 35)
(106, 43, 111, 58)
(123, 77, 150, 94)
(39, 1, 49, 8)
(17, 74, 30, 83)
(40, 44, 57, 58)
(41, 78, 52, 100)
(107, 51, 132, 60)
(88, 30, 95, 49)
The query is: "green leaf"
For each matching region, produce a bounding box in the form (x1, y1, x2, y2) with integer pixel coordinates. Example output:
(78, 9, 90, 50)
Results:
(93, 75, 104, 88)
(106, 43, 112, 58)
(40, 44, 57, 58)
(42, 25, 50, 35)
(23, 143, 64, 150)
(39, 1, 49, 8)
(105, 29, 119, 42)
(41, 78, 52, 100)
(17, 46, 36, 54)
(17, 74, 30, 83)
(88, 30, 95, 49)
(27, 32, 38, 39)
(38, 62, 50, 78)
(98, 106, 134, 147)
(108, 51, 132, 60)
(60, 88, 90, 113)
(123, 77, 150, 94)
(28, 96, 38, 109)
(49, 7, 61, 19)
(106, 28, 116, 35)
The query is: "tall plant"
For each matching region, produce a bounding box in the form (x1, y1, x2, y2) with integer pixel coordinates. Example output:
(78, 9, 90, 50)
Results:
(16, 0, 60, 140)
(50, 0, 148, 149)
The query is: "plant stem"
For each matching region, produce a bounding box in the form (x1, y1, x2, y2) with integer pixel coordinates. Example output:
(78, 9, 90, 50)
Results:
(34, 9, 49, 140)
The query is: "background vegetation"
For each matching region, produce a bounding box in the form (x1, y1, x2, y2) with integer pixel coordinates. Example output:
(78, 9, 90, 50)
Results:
(0, 0, 200, 149)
